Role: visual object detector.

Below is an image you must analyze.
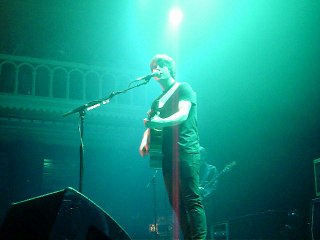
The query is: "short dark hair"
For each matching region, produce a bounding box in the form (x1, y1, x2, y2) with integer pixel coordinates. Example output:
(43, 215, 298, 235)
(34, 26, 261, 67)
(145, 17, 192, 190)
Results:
(150, 54, 176, 79)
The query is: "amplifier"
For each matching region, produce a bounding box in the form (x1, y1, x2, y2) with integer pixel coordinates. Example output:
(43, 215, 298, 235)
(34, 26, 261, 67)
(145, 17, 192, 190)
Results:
(211, 222, 229, 240)
(212, 210, 288, 240)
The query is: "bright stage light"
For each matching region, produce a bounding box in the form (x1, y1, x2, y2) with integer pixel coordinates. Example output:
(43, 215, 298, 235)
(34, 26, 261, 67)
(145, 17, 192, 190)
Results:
(169, 7, 183, 28)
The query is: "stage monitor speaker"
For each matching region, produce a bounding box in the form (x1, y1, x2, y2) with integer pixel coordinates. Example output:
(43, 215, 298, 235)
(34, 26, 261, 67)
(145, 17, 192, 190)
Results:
(311, 198, 320, 240)
(0, 187, 131, 240)
(212, 210, 288, 240)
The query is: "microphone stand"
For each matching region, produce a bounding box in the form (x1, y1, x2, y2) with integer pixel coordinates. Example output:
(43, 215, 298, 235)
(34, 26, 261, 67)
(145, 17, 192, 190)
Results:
(147, 170, 159, 240)
(63, 78, 151, 193)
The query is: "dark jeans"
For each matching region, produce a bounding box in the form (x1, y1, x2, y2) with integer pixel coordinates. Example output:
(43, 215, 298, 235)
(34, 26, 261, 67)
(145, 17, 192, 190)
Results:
(162, 152, 207, 240)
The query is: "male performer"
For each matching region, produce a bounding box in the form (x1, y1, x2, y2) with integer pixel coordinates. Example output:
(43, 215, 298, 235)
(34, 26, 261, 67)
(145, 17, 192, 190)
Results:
(199, 146, 218, 200)
(139, 54, 207, 240)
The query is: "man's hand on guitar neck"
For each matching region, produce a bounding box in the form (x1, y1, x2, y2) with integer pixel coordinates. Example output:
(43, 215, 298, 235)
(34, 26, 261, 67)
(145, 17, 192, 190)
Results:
(144, 115, 164, 129)
(144, 100, 192, 129)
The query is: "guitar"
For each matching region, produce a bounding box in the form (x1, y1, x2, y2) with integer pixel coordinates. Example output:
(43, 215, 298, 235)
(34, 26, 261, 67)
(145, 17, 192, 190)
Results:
(199, 161, 236, 200)
(148, 100, 163, 169)
(147, 82, 180, 169)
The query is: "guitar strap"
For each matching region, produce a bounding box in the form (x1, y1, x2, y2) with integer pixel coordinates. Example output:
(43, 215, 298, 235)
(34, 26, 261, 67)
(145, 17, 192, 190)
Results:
(148, 82, 180, 169)
(158, 82, 180, 109)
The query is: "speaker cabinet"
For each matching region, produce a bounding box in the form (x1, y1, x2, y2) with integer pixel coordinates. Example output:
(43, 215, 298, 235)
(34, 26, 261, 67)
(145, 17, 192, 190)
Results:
(211, 222, 229, 240)
(0, 187, 131, 240)
(212, 211, 290, 240)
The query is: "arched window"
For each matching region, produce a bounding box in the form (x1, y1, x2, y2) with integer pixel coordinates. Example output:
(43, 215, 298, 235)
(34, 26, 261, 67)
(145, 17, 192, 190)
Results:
(17, 64, 33, 95)
(69, 70, 84, 100)
(52, 68, 67, 98)
(35, 66, 50, 97)
(0, 62, 16, 93)
(85, 71, 99, 101)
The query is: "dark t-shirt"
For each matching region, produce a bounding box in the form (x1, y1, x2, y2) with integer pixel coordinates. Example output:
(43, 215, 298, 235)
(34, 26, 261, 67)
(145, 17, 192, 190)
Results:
(153, 82, 200, 156)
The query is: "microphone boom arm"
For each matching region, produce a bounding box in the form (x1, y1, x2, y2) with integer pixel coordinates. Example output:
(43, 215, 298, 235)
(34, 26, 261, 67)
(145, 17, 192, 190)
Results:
(62, 74, 151, 193)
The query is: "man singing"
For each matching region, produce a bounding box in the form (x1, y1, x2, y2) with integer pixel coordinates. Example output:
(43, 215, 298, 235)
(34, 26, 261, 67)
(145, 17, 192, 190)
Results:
(139, 54, 207, 240)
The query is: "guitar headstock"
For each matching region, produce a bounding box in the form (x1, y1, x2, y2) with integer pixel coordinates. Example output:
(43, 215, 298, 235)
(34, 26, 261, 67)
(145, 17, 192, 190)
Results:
(222, 161, 236, 173)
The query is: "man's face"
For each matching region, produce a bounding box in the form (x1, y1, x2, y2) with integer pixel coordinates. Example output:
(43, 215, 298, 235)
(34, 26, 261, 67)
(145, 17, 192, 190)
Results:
(151, 63, 171, 81)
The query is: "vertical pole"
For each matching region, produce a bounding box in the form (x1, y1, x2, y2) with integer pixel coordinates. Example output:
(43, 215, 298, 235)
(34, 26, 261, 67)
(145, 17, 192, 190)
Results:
(79, 110, 85, 193)
(152, 170, 158, 240)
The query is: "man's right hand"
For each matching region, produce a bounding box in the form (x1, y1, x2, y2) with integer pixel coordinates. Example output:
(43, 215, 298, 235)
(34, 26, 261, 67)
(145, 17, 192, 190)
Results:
(139, 128, 150, 157)
(139, 143, 149, 157)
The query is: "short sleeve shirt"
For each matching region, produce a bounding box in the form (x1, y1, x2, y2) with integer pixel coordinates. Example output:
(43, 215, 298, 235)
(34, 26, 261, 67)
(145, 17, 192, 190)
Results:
(152, 82, 200, 156)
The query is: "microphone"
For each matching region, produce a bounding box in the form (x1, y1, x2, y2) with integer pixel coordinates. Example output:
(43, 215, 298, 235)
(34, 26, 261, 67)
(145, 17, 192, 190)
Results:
(136, 70, 161, 81)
